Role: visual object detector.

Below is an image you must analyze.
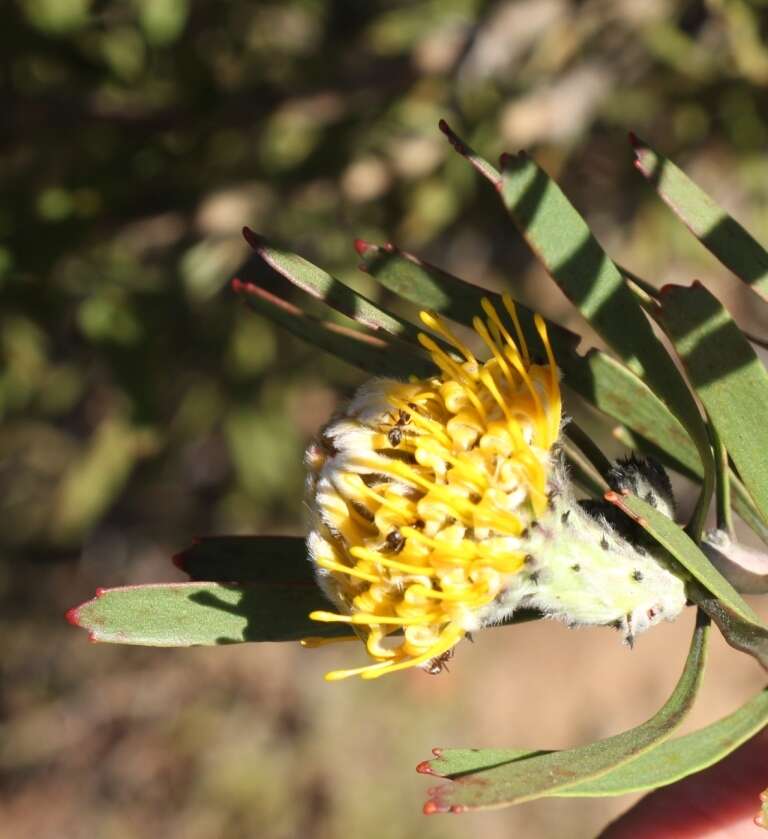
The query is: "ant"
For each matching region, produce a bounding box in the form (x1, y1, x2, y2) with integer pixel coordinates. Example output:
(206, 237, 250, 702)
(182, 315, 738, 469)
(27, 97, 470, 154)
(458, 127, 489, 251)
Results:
(386, 408, 411, 447)
(425, 648, 454, 675)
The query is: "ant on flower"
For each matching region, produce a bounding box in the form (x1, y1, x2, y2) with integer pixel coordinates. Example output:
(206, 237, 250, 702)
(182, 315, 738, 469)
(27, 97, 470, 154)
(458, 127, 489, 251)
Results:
(385, 408, 411, 448)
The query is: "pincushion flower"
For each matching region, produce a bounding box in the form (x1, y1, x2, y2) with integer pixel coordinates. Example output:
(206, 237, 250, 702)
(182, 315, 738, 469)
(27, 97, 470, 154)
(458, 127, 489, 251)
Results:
(304, 296, 687, 680)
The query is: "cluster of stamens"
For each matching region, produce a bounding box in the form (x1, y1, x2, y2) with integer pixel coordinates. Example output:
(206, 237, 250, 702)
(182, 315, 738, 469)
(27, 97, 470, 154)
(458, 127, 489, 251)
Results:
(303, 296, 561, 680)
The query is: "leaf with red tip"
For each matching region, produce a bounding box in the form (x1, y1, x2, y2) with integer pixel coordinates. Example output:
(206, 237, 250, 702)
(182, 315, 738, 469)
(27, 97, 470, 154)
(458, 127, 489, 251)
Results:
(243, 228, 423, 343)
(438, 119, 500, 186)
(423, 686, 768, 799)
(631, 134, 768, 302)
(421, 613, 708, 812)
(658, 282, 768, 528)
(174, 535, 312, 583)
(356, 239, 578, 354)
(68, 581, 353, 646)
(231, 279, 434, 379)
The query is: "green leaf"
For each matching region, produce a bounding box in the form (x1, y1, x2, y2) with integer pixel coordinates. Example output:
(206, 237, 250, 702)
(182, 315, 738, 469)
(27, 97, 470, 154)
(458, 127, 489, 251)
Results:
(631, 134, 768, 302)
(174, 535, 313, 583)
(421, 613, 709, 812)
(563, 350, 702, 476)
(658, 282, 768, 527)
(356, 239, 579, 356)
(231, 278, 434, 379)
(687, 583, 768, 670)
(559, 685, 768, 796)
(422, 686, 768, 798)
(244, 228, 424, 344)
(67, 581, 352, 645)
(438, 119, 501, 186)
(497, 151, 712, 477)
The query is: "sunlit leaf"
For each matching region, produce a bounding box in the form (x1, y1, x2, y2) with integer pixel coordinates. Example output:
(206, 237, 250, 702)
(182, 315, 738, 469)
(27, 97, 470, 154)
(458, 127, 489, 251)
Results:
(559, 685, 768, 796)
(355, 239, 579, 354)
(423, 686, 768, 798)
(244, 228, 423, 343)
(632, 134, 768, 302)
(67, 581, 352, 645)
(658, 282, 768, 527)
(420, 614, 708, 812)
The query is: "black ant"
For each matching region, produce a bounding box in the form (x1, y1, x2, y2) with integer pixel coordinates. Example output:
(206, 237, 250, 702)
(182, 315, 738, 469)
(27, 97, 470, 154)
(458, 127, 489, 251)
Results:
(386, 409, 411, 447)
(385, 530, 405, 554)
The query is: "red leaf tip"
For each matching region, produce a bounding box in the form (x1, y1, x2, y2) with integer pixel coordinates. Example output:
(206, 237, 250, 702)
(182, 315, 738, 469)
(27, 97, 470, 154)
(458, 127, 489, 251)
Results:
(658, 281, 694, 298)
(354, 238, 375, 257)
(416, 761, 435, 775)
(231, 278, 259, 296)
(65, 606, 80, 626)
(422, 797, 460, 815)
(438, 120, 469, 157)
(241, 226, 259, 247)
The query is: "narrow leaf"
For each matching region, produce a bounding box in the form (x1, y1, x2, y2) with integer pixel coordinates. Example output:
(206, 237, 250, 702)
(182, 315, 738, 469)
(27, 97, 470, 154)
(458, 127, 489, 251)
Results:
(421, 613, 709, 812)
(423, 686, 768, 798)
(559, 686, 768, 796)
(244, 228, 423, 343)
(688, 582, 768, 670)
(67, 581, 352, 645)
(231, 279, 434, 379)
(631, 134, 768, 302)
(436, 122, 711, 489)
(564, 350, 702, 476)
(356, 239, 579, 356)
(438, 119, 501, 186)
(497, 151, 712, 478)
(658, 282, 768, 526)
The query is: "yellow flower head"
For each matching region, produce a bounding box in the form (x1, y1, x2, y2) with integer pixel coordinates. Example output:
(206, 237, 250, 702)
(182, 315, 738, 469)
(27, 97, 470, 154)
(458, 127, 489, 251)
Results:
(303, 295, 562, 680)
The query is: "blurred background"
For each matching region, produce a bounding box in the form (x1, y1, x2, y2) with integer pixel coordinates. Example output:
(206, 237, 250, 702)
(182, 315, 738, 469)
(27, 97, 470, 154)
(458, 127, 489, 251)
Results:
(3, 1, 768, 837)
